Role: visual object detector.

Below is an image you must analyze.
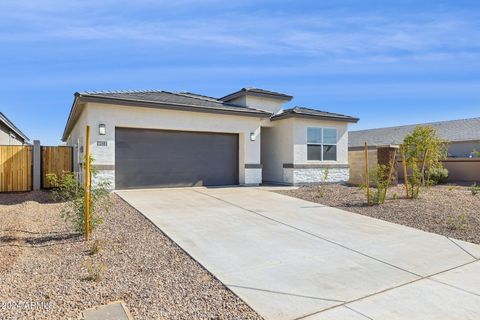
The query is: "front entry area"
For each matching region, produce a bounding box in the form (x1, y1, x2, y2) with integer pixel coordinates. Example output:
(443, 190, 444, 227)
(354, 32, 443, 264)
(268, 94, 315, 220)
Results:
(115, 127, 239, 189)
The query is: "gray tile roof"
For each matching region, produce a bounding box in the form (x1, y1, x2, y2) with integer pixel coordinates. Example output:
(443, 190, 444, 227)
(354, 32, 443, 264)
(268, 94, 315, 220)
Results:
(220, 87, 293, 101)
(63, 88, 359, 141)
(271, 106, 359, 122)
(62, 89, 272, 141)
(0, 112, 29, 142)
(76, 90, 269, 115)
(349, 117, 480, 147)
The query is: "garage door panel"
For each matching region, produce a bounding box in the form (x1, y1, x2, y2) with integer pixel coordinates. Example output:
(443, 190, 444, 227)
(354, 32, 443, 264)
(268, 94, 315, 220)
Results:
(115, 128, 239, 189)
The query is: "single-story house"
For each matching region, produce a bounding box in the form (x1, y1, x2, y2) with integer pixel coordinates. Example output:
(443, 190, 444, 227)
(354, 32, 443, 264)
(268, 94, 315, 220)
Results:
(62, 88, 358, 189)
(349, 117, 480, 158)
(0, 112, 29, 145)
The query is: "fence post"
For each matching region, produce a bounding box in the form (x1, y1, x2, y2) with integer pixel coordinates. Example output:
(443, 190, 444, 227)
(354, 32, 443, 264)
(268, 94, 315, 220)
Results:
(365, 142, 371, 206)
(33, 140, 41, 191)
(402, 144, 409, 198)
(85, 126, 91, 241)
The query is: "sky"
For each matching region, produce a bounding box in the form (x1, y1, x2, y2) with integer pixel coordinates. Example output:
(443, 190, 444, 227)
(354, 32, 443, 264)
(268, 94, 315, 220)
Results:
(0, 0, 479, 145)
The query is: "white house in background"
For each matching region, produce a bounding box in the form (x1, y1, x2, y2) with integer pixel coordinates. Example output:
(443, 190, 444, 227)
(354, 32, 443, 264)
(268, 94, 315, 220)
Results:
(61, 88, 358, 189)
(0, 112, 29, 145)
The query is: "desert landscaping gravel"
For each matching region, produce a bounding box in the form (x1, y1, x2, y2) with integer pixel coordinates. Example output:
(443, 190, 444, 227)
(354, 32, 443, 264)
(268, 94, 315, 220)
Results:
(0, 191, 262, 320)
(277, 184, 480, 245)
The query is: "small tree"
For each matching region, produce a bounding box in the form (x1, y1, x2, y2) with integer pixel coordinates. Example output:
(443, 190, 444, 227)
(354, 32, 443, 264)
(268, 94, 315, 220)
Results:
(402, 126, 447, 198)
(48, 156, 111, 235)
(318, 168, 330, 198)
(370, 164, 389, 205)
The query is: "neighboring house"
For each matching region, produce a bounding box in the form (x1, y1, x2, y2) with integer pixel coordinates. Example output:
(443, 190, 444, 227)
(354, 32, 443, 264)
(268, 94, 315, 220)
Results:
(0, 112, 29, 145)
(62, 88, 358, 189)
(349, 117, 480, 158)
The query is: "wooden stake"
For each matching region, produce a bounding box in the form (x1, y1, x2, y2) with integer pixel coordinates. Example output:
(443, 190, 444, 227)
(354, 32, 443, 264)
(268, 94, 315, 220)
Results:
(383, 148, 397, 201)
(420, 148, 429, 186)
(365, 142, 371, 206)
(401, 144, 409, 198)
(85, 126, 90, 241)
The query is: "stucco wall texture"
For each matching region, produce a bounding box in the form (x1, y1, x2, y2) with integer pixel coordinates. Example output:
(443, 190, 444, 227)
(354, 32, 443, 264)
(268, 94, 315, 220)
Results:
(65, 98, 354, 188)
(66, 102, 263, 187)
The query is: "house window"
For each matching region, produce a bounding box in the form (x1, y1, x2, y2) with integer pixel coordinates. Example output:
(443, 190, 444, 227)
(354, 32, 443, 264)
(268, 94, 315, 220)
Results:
(307, 127, 337, 161)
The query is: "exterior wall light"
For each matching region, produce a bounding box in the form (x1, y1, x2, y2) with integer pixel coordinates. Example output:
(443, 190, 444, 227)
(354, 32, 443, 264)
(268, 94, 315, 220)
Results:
(250, 132, 256, 141)
(99, 124, 106, 135)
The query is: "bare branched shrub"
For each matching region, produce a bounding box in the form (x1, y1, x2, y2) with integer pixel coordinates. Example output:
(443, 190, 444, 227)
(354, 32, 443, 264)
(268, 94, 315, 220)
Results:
(48, 156, 111, 235)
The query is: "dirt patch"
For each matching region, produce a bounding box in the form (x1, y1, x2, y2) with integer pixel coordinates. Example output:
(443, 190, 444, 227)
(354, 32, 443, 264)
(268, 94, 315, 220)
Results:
(277, 184, 480, 244)
(0, 191, 261, 319)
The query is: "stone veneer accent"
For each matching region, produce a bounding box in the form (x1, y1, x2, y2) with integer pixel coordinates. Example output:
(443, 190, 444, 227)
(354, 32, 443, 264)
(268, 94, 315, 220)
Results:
(244, 167, 262, 185)
(91, 167, 115, 190)
(283, 164, 349, 185)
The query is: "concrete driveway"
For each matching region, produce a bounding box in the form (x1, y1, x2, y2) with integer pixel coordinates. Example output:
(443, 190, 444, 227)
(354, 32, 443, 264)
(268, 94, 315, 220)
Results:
(116, 187, 480, 320)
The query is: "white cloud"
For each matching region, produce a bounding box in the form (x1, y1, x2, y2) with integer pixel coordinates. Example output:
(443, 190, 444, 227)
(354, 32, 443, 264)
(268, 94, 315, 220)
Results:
(0, 1, 479, 63)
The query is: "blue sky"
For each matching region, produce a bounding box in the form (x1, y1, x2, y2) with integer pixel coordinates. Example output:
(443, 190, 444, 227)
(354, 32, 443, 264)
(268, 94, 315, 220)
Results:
(0, 0, 479, 145)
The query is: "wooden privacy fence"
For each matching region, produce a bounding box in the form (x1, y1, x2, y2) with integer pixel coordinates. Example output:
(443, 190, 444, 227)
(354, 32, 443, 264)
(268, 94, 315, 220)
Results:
(41, 146, 73, 189)
(0, 143, 73, 192)
(0, 145, 32, 192)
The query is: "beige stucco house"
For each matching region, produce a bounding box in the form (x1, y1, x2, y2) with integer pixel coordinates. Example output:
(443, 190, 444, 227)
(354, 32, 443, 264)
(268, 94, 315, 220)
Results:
(0, 112, 29, 145)
(62, 88, 358, 189)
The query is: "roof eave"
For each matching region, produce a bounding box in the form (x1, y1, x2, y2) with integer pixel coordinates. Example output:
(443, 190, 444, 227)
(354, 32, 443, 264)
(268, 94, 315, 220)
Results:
(78, 94, 271, 116)
(62, 94, 271, 141)
(61, 93, 82, 142)
(271, 112, 359, 123)
(0, 113, 30, 141)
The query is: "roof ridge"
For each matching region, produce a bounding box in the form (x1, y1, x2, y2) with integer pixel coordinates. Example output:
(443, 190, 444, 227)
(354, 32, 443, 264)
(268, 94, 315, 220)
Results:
(351, 117, 480, 133)
(271, 106, 358, 122)
(79, 89, 165, 95)
(220, 87, 293, 101)
(293, 106, 357, 118)
(162, 91, 223, 104)
(174, 91, 222, 103)
(167, 91, 259, 110)
(76, 89, 268, 114)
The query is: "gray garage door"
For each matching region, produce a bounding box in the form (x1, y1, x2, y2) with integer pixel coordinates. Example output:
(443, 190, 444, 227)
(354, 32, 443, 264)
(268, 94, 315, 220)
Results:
(115, 128, 239, 189)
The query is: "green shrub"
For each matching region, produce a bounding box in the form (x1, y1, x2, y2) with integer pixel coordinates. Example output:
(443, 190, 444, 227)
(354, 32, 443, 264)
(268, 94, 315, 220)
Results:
(88, 239, 103, 255)
(83, 257, 106, 282)
(446, 213, 467, 231)
(370, 164, 389, 205)
(470, 183, 479, 196)
(48, 157, 111, 235)
(428, 167, 449, 185)
(318, 168, 330, 198)
(403, 126, 447, 198)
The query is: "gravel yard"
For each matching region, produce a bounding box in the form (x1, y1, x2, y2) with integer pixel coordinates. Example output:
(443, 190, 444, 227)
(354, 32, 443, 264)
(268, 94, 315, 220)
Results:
(0, 191, 261, 320)
(277, 184, 480, 245)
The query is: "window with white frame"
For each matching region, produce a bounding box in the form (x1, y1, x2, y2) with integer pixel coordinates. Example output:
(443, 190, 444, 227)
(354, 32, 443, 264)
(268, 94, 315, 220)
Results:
(307, 127, 337, 161)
